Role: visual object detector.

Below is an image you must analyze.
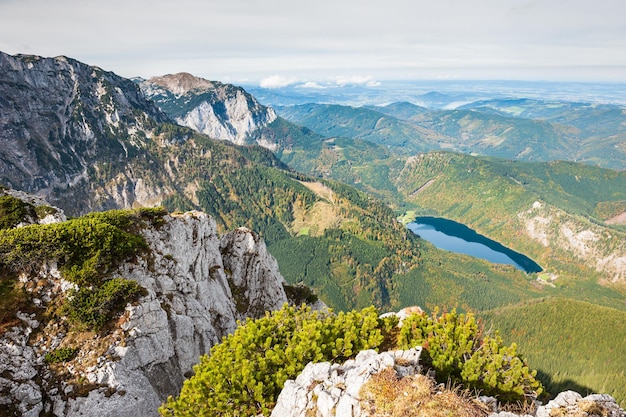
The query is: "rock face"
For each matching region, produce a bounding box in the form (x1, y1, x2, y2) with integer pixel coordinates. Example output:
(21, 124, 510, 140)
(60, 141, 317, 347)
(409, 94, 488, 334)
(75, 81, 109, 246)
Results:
(0, 210, 289, 417)
(139, 73, 278, 148)
(271, 348, 423, 417)
(519, 200, 626, 282)
(0, 51, 169, 213)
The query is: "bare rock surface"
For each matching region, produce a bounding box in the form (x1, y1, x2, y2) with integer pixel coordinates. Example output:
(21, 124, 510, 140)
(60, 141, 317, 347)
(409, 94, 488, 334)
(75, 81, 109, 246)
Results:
(140, 73, 278, 147)
(271, 348, 422, 417)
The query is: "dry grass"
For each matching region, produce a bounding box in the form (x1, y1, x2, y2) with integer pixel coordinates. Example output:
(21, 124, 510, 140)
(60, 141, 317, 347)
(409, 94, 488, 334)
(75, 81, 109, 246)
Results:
(298, 181, 336, 203)
(578, 399, 609, 416)
(290, 181, 344, 237)
(360, 368, 488, 417)
(547, 399, 610, 417)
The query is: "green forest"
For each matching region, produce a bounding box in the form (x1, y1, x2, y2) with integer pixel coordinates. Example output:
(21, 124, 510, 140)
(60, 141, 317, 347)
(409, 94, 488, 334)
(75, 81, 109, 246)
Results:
(480, 298, 626, 405)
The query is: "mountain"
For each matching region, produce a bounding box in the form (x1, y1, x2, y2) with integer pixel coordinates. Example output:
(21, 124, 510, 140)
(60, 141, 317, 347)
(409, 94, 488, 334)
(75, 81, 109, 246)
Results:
(137, 73, 280, 148)
(138, 72, 328, 156)
(275, 103, 442, 155)
(0, 52, 169, 212)
(0, 192, 295, 417)
(275, 100, 626, 170)
(0, 51, 547, 314)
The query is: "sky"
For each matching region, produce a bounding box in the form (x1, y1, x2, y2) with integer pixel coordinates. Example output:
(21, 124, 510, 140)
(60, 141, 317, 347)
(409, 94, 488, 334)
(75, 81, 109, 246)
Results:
(1, 0, 625, 86)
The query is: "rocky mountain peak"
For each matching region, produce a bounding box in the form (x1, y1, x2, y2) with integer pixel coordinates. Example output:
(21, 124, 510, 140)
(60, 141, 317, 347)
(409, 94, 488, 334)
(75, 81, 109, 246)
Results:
(139, 73, 278, 147)
(0, 51, 170, 213)
(147, 72, 215, 97)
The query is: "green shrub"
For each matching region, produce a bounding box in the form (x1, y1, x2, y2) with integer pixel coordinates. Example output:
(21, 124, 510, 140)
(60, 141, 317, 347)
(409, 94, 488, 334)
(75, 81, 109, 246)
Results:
(44, 347, 79, 364)
(0, 208, 158, 286)
(282, 283, 318, 305)
(34, 205, 58, 219)
(0, 208, 158, 331)
(160, 305, 541, 416)
(397, 309, 543, 402)
(160, 304, 387, 417)
(0, 195, 34, 229)
(62, 278, 145, 330)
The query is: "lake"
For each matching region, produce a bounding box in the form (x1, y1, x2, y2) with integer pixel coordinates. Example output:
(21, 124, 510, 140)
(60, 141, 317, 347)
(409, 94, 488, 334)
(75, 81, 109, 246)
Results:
(407, 216, 542, 273)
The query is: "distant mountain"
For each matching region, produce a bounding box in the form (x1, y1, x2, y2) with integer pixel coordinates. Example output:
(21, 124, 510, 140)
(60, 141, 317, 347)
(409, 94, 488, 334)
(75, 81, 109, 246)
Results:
(138, 73, 326, 153)
(138, 73, 279, 148)
(275, 103, 444, 155)
(457, 98, 626, 169)
(276, 100, 626, 170)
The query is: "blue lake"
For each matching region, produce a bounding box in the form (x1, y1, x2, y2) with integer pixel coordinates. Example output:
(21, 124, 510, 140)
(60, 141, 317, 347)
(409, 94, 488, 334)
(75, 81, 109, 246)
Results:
(407, 216, 542, 273)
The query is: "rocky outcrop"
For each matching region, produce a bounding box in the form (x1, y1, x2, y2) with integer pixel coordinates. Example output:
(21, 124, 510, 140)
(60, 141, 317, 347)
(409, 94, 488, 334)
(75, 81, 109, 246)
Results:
(271, 348, 423, 417)
(0, 187, 67, 226)
(490, 391, 626, 417)
(271, 346, 625, 417)
(519, 200, 626, 282)
(139, 73, 278, 148)
(0, 210, 289, 417)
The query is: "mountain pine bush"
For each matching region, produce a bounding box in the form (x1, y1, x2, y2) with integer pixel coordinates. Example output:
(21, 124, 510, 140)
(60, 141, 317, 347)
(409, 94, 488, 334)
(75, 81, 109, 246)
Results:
(397, 309, 543, 402)
(161, 305, 543, 417)
(0, 207, 162, 331)
(160, 304, 389, 417)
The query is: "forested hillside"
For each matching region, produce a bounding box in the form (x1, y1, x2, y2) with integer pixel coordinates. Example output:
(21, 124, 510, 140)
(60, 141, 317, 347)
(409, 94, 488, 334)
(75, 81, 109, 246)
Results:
(395, 152, 626, 288)
(480, 298, 626, 406)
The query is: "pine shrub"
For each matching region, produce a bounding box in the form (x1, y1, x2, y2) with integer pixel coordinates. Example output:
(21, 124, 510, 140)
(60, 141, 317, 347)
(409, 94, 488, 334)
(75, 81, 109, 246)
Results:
(397, 309, 543, 402)
(160, 304, 387, 417)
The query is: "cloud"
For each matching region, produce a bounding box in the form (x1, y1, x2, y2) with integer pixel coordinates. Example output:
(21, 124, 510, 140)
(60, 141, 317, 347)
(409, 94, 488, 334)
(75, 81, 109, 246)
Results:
(1, 0, 625, 82)
(259, 75, 299, 88)
(297, 81, 327, 89)
(333, 75, 376, 87)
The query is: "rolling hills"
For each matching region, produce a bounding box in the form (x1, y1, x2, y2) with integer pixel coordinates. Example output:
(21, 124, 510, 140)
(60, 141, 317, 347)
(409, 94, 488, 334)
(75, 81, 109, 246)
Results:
(276, 99, 626, 170)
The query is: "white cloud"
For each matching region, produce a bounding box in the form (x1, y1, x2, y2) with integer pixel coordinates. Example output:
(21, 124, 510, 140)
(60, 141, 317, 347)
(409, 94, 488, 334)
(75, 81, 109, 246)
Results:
(331, 75, 378, 86)
(259, 75, 299, 88)
(297, 81, 327, 89)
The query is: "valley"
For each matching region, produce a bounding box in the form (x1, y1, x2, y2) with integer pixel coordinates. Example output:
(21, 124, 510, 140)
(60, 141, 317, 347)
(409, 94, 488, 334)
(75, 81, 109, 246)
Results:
(135, 67, 626, 403)
(1, 51, 625, 413)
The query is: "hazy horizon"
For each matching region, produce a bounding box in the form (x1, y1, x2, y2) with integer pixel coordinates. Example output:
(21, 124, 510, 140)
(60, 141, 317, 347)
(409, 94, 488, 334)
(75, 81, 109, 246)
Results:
(1, 0, 625, 86)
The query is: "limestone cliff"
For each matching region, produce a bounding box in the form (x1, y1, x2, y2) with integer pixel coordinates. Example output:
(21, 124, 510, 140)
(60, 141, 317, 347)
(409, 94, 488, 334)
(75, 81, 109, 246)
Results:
(0, 51, 170, 213)
(518, 201, 626, 282)
(0, 209, 290, 417)
(139, 73, 279, 148)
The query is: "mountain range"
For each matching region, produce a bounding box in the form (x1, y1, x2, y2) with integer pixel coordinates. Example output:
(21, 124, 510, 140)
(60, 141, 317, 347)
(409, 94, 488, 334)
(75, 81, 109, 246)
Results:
(1, 50, 626, 411)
